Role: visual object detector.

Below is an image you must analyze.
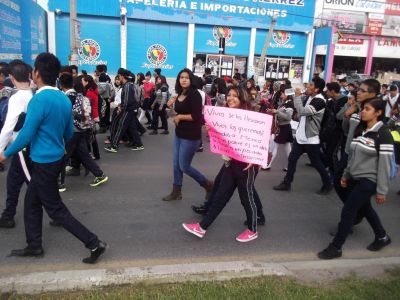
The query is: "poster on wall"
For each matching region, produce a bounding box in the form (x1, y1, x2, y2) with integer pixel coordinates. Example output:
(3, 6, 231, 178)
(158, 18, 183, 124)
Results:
(367, 13, 400, 36)
(289, 60, 303, 84)
(206, 55, 221, 77)
(278, 59, 290, 79)
(220, 56, 235, 77)
(266, 58, 278, 79)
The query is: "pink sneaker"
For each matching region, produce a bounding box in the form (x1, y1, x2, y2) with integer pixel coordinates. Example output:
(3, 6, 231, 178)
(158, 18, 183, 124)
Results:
(236, 229, 258, 242)
(104, 139, 111, 144)
(182, 223, 206, 238)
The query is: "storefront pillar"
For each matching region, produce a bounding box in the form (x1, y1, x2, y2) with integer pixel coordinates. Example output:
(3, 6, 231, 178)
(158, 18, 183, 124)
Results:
(247, 28, 257, 78)
(302, 29, 314, 83)
(325, 27, 336, 83)
(364, 36, 375, 76)
(47, 11, 56, 54)
(186, 23, 195, 70)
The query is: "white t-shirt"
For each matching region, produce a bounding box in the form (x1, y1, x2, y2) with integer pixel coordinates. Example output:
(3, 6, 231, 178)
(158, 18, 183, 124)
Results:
(0, 89, 32, 153)
(384, 94, 399, 118)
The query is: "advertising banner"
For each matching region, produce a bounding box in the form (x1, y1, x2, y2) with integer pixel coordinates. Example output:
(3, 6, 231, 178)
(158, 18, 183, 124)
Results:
(0, 0, 47, 64)
(48, 0, 315, 32)
(385, 0, 400, 15)
(334, 38, 369, 57)
(317, 9, 366, 34)
(204, 106, 273, 167)
(0, 0, 22, 61)
(367, 13, 384, 35)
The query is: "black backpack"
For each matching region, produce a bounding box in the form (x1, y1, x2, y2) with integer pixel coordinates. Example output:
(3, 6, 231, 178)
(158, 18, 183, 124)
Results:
(319, 99, 337, 142)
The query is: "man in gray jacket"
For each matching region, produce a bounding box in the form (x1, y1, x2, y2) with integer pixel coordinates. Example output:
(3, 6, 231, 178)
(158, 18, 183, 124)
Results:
(274, 77, 332, 195)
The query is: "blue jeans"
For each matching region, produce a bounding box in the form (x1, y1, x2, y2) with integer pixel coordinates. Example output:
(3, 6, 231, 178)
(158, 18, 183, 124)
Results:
(173, 136, 207, 187)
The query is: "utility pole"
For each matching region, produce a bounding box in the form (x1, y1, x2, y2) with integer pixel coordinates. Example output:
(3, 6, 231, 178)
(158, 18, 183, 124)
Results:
(254, 16, 277, 86)
(69, 0, 78, 66)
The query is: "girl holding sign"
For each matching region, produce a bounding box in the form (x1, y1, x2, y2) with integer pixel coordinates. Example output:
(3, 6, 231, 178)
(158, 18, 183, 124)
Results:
(183, 86, 263, 243)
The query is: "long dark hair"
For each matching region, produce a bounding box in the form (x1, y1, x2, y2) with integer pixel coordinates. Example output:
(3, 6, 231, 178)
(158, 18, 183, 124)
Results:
(225, 86, 253, 110)
(156, 75, 168, 90)
(175, 68, 196, 96)
(136, 73, 145, 86)
(82, 74, 97, 92)
(354, 98, 385, 138)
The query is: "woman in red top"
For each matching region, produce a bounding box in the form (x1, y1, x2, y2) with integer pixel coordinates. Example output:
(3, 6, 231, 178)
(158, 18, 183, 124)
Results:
(142, 71, 155, 125)
(82, 75, 100, 160)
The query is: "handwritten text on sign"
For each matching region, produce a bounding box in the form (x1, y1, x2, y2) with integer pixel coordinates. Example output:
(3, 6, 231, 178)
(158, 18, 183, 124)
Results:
(204, 106, 273, 166)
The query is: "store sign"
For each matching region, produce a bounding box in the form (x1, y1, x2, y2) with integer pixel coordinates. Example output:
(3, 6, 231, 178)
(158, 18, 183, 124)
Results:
(386, 0, 400, 15)
(78, 39, 107, 66)
(143, 43, 174, 69)
(48, 0, 315, 32)
(374, 38, 400, 58)
(255, 30, 307, 57)
(317, 9, 366, 34)
(208, 26, 237, 47)
(334, 38, 369, 57)
(381, 15, 400, 36)
(195, 25, 250, 56)
(323, 0, 386, 14)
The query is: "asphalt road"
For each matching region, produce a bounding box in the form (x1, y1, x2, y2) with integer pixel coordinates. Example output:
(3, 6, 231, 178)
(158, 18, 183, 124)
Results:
(0, 122, 399, 274)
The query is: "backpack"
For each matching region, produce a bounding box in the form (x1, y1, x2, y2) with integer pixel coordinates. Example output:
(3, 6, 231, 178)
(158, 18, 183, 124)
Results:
(73, 93, 93, 131)
(0, 96, 9, 130)
(319, 99, 337, 142)
(374, 126, 398, 180)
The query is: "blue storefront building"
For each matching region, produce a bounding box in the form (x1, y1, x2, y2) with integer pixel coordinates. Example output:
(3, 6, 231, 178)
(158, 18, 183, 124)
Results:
(48, 1, 315, 83)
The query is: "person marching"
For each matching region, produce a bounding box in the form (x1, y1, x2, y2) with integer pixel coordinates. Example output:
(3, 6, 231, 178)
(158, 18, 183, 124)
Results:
(267, 90, 294, 170)
(0, 53, 106, 263)
(318, 99, 393, 259)
(183, 86, 262, 242)
(105, 68, 144, 153)
(149, 75, 169, 135)
(162, 68, 213, 201)
(58, 73, 108, 191)
(0, 60, 32, 228)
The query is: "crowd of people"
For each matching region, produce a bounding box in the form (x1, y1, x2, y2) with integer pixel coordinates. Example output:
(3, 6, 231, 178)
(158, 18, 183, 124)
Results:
(0, 53, 398, 264)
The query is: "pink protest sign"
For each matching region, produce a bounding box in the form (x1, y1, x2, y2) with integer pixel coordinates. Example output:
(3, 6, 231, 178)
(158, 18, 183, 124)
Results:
(204, 106, 273, 166)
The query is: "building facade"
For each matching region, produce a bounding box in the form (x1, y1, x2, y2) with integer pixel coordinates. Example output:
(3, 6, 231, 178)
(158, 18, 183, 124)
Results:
(47, 0, 316, 83)
(313, 0, 400, 81)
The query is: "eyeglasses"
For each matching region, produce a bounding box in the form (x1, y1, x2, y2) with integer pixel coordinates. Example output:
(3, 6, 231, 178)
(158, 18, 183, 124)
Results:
(358, 88, 368, 93)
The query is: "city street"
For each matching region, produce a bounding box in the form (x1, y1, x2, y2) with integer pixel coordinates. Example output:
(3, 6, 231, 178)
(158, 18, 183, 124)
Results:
(0, 124, 399, 276)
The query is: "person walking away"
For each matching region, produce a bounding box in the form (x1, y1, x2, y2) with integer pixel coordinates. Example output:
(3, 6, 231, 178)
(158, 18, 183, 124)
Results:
(162, 68, 213, 201)
(104, 68, 144, 153)
(149, 75, 169, 135)
(82, 75, 100, 160)
(58, 73, 108, 192)
(273, 77, 332, 195)
(318, 99, 393, 259)
(0, 53, 107, 263)
(0, 60, 32, 228)
(97, 73, 114, 132)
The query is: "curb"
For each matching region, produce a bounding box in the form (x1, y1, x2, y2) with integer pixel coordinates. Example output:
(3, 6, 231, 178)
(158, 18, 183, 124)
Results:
(1, 257, 400, 295)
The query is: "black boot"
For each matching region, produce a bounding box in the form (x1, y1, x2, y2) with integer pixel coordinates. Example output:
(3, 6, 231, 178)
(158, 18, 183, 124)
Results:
(317, 244, 342, 260)
(0, 215, 15, 228)
(273, 182, 291, 191)
(9, 246, 44, 257)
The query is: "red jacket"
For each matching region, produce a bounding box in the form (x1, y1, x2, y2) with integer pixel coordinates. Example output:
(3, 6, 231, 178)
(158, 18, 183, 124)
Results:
(86, 88, 99, 120)
(143, 81, 155, 99)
